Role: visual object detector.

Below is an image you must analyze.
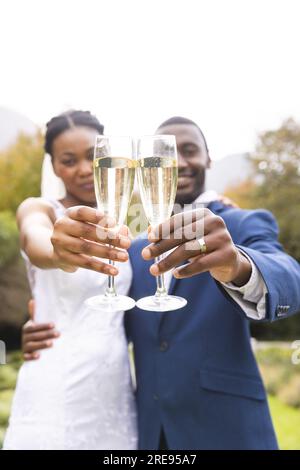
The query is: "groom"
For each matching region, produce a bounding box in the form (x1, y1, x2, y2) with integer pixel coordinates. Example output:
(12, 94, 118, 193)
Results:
(22, 117, 300, 450)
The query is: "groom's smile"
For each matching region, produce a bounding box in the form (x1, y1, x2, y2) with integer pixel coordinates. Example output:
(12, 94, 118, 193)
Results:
(155, 122, 211, 206)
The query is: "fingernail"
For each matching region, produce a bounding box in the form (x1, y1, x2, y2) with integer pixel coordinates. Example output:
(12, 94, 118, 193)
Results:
(142, 248, 151, 259)
(54, 331, 60, 337)
(150, 264, 159, 275)
(48, 323, 55, 328)
(109, 267, 118, 275)
(119, 236, 130, 248)
(173, 269, 180, 278)
(46, 341, 53, 347)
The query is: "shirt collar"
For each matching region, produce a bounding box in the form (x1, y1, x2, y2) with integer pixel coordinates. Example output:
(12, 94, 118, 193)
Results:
(189, 189, 219, 207)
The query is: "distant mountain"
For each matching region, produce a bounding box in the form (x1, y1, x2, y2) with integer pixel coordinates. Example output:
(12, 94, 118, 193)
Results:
(206, 152, 252, 193)
(0, 107, 37, 151)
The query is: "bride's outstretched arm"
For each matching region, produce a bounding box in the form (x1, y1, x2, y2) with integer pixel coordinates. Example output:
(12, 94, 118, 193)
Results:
(17, 197, 58, 269)
(50, 205, 131, 274)
(17, 200, 131, 274)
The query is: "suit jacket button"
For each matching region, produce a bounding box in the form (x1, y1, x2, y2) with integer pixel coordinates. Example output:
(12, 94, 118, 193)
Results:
(159, 341, 169, 352)
(153, 394, 159, 401)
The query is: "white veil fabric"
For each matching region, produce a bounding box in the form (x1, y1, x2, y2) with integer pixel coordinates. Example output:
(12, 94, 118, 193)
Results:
(41, 154, 66, 199)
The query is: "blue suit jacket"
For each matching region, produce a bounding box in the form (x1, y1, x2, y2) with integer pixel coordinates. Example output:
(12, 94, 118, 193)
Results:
(126, 201, 300, 450)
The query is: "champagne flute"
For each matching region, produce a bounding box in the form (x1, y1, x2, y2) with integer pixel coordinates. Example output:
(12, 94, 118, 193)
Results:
(85, 136, 136, 312)
(136, 135, 187, 312)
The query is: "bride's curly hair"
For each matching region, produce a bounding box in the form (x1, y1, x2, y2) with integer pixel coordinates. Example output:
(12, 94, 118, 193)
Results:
(45, 110, 104, 157)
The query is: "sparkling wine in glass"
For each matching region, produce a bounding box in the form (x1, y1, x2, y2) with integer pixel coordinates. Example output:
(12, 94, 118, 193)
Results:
(85, 136, 136, 312)
(136, 135, 187, 312)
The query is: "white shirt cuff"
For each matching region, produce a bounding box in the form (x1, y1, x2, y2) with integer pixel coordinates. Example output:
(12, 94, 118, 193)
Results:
(221, 249, 268, 320)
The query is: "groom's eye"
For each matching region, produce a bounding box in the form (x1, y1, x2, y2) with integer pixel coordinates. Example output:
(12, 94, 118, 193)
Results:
(182, 145, 198, 157)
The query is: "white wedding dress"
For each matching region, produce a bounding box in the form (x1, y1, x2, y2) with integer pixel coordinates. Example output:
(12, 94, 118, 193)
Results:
(3, 199, 138, 450)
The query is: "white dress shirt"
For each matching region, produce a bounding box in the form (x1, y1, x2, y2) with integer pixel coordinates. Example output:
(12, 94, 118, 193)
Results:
(163, 190, 267, 320)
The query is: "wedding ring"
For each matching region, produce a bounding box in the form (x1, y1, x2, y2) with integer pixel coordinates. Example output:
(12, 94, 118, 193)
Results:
(197, 237, 207, 254)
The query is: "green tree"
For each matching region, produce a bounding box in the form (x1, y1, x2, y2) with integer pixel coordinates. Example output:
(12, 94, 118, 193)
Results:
(0, 132, 43, 346)
(0, 212, 19, 268)
(0, 131, 44, 213)
(250, 117, 300, 261)
(225, 118, 300, 261)
(225, 118, 300, 340)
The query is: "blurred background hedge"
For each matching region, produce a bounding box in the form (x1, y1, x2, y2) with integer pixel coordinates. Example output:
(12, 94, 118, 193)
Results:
(0, 132, 43, 349)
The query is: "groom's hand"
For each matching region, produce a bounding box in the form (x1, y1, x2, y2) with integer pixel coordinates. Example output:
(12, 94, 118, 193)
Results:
(22, 300, 60, 361)
(51, 206, 131, 275)
(141, 208, 252, 286)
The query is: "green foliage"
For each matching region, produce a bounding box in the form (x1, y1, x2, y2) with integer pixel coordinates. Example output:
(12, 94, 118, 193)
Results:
(250, 118, 300, 261)
(0, 389, 13, 426)
(0, 211, 19, 268)
(268, 396, 300, 450)
(255, 345, 295, 365)
(0, 365, 17, 391)
(0, 131, 43, 270)
(259, 364, 289, 395)
(225, 118, 300, 261)
(0, 131, 44, 213)
(256, 345, 300, 404)
(278, 375, 300, 408)
(256, 346, 300, 448)
(0, 354, 22, 444)
(7, 351, 23, 371)
(225, 118, 300, 340)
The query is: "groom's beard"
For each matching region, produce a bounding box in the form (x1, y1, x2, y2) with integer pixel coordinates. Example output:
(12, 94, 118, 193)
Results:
(175, 170, 206, 206)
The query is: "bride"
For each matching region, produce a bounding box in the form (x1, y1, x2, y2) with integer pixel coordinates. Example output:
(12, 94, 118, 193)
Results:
(3, 110, 137, 450)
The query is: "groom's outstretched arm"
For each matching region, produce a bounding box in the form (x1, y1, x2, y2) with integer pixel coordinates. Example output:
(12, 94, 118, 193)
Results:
(231, 209, 300, 322)
(141, 208, 253, 286)
(141, 208, 300, 322)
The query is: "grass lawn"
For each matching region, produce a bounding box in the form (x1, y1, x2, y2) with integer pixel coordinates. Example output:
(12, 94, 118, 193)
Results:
(268, 395, 300, 450)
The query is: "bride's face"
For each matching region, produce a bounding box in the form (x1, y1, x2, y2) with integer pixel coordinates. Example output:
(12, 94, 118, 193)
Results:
(52, 126, 98, 205)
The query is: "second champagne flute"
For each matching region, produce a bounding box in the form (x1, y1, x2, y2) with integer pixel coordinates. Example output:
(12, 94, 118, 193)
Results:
(136, 135, 187, 312)
(85, 135, 136, 312)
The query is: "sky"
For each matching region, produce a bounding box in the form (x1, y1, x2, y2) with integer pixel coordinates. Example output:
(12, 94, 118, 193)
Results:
(1, 0, 300, 160)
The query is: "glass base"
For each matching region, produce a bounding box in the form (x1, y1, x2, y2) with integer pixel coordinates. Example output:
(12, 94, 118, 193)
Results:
(85, 294, 136, 312)
(136, 294, 187, 312)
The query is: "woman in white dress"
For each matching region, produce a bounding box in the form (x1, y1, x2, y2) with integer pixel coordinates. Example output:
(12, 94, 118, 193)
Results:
(3, 110, 137, 450)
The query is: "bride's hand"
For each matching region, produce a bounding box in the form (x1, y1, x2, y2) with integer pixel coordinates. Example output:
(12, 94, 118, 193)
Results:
(51, 206, 131, 274)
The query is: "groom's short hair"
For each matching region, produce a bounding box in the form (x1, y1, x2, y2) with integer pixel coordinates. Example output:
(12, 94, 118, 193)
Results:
(156, 116, 209, 153)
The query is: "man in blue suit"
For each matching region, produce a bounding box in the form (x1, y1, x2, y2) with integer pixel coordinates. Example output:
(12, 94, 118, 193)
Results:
(124, 117, 300, 450)
(23, 117, 300, 450)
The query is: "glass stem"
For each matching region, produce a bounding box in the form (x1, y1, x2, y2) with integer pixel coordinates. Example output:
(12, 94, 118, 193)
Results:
(155, 255, 168, 298)
(105, 258, 117, 298)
